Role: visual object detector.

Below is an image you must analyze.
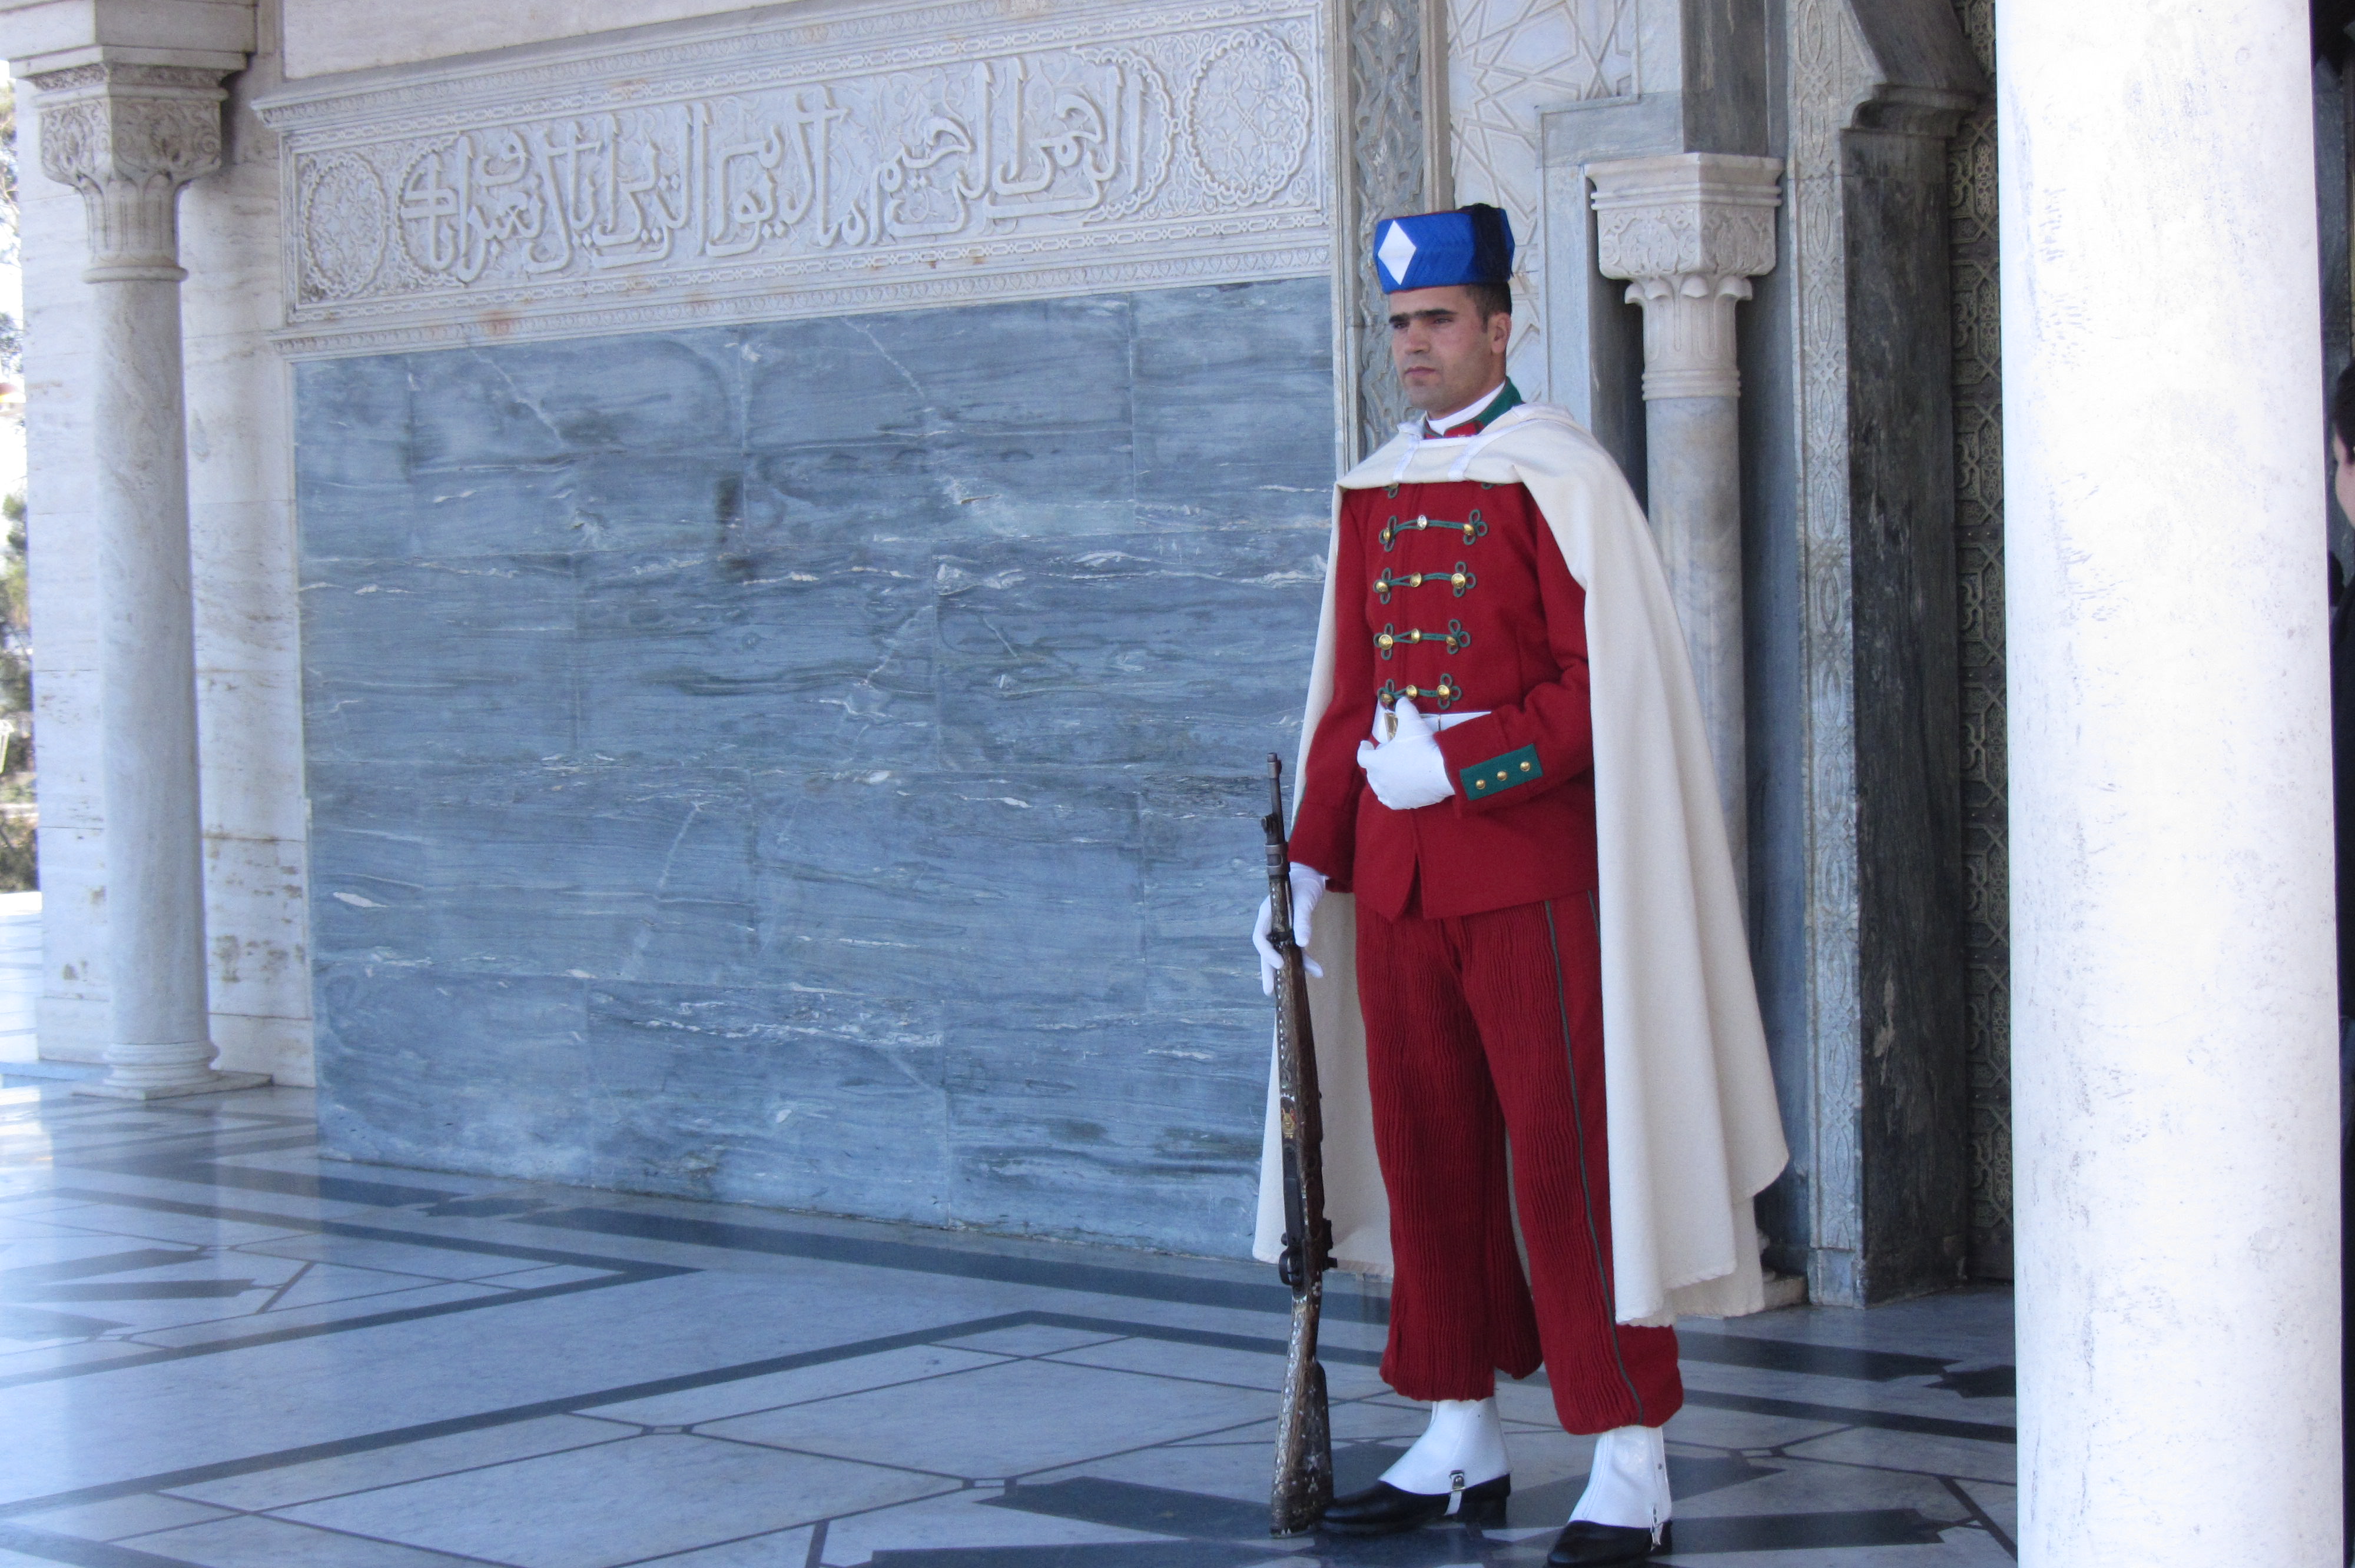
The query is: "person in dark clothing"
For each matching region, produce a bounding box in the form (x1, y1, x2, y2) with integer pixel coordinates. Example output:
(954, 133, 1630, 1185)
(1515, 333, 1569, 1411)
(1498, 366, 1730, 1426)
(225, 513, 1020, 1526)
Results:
(2327, 361, 2355, 1567)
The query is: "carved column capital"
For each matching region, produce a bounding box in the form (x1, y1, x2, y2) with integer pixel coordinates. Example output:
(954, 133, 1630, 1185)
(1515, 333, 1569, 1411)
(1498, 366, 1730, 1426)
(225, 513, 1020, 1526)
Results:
(27, 63, 230, 282)
(1588, 152, 1783, 400)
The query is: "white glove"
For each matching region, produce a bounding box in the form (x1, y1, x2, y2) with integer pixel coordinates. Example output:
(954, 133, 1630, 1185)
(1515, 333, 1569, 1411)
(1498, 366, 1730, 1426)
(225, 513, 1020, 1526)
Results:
(1253, 863, 1328, 996)
(1355, 697, 1455, 811)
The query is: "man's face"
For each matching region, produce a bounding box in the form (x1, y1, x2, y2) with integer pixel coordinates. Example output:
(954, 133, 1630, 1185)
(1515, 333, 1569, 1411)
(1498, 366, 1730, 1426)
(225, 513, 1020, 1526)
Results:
(2335, 433, 2355, 526)
(1388, 286, 1511, 416)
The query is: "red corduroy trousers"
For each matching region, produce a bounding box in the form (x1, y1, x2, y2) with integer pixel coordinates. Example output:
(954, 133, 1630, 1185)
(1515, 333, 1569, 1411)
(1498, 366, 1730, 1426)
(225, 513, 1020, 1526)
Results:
(1358, 892, 1684, 1434)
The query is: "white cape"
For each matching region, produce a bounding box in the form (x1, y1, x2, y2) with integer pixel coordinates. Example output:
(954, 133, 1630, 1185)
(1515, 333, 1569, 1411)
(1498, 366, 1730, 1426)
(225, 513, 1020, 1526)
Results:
(1252, 403, 1790, 1326)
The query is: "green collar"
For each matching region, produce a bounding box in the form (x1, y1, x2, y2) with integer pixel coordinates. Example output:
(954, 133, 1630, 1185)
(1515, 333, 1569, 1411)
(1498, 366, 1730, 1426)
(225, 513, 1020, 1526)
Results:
(1433, 379, 1523, 434)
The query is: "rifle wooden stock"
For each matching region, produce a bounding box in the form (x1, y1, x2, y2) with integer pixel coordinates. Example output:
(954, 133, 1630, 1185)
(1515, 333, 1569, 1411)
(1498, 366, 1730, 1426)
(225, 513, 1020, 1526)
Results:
(1263, 754, 1334, 1536)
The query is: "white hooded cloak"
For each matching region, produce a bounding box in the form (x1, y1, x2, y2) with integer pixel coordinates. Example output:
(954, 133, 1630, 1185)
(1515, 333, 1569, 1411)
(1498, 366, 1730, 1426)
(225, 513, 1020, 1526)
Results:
(1252, 402, 1790, 1326)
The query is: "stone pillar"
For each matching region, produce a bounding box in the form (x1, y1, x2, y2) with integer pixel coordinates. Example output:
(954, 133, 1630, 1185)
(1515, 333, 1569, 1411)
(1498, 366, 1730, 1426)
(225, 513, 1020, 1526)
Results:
(30, 64, 263, 1101)
(2000, 2, 2339, 1561)
(1589, 152, 1782, 883)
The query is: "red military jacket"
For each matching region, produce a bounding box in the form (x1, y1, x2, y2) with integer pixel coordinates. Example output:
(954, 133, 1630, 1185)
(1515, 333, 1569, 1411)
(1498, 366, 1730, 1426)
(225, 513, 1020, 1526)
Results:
(1289, 407, 1598, 921)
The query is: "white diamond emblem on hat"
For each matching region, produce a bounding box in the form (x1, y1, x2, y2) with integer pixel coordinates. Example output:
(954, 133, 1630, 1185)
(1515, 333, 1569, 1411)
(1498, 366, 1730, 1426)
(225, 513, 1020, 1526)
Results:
(1377, 223, 1418, 287)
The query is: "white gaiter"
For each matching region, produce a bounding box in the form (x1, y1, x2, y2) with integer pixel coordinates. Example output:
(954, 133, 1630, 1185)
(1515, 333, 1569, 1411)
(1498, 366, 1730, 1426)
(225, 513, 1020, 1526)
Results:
(1379, 1397, 1509, 1496)
(1569, 1423, 1671, 1535)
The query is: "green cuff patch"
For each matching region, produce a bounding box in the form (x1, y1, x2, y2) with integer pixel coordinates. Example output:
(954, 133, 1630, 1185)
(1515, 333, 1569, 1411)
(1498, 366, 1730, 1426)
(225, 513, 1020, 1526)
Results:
(1461, 745, 1542, 799)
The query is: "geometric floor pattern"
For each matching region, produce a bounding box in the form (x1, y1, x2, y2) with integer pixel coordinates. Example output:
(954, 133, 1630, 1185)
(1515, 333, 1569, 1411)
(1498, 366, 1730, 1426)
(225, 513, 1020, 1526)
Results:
(0, 1081, 2017, 1566)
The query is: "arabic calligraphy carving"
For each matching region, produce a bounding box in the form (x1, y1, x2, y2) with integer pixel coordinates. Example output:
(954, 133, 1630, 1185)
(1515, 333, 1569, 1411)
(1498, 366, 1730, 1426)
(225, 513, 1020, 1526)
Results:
(259, 0, 1329, 356)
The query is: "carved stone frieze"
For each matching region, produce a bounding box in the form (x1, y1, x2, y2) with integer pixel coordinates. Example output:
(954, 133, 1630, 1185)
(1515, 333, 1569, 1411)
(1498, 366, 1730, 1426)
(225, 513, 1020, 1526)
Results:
(29, 64, 230, 280)
(1336, 0, 1444, 459)
(255, 0, 1332, 356)
(1946, 0, 2009, 1280)
(1779, 0, 1981, 1304)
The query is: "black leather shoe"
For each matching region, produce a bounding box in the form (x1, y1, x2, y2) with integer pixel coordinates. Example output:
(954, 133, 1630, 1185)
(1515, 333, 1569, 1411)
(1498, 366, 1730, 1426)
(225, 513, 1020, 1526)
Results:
(1321, 1473, 1510, 1536)
(1547, 1519, 1673, 1565)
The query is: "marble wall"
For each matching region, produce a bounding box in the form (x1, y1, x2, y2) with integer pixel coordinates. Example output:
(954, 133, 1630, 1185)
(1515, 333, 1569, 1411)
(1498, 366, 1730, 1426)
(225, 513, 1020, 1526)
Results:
(298, 280, 1334, 1258)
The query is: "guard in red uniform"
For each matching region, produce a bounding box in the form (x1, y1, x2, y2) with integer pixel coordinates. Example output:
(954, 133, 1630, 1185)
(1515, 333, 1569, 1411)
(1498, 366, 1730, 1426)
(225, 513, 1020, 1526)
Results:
(1251, 205, 1787, 1568)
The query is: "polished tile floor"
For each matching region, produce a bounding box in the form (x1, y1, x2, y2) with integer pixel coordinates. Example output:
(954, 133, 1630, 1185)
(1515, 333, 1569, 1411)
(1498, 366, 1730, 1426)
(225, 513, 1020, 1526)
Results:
(0, 1081, 2016, 1567)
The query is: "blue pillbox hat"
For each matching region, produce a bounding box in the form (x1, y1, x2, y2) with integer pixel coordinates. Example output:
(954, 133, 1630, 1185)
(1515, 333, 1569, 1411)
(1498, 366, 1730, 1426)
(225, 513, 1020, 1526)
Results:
(1372, 203, 1515, 293)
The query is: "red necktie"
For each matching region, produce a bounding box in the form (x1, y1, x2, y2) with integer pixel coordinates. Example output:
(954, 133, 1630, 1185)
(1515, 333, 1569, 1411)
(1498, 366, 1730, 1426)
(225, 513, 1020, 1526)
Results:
(1441, 420, 1482, 437)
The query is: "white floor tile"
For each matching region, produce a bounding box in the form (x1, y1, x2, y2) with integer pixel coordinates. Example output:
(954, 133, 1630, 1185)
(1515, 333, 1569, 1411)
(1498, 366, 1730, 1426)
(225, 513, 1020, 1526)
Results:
(706, 1356, 1274, 1479)
(637, 1524, 814, 1564)
(1779, 1427, 2016, 1489)
(0, 1084, 2019, 1568)
(586, 1344, 1009, 1427)
(127, 1514, 493, 1567)
(15, 1492, 234, 1541)
(1046, 1337, 1392, 1400)
(276, 1433, 956, 1568)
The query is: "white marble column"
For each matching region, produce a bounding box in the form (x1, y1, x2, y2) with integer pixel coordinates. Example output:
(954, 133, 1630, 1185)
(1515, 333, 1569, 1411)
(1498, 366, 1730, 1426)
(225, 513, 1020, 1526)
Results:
(1588, 153, 1782, 885)
(31, 63, 263, 1101)
(2001, 2, 2339, 1562)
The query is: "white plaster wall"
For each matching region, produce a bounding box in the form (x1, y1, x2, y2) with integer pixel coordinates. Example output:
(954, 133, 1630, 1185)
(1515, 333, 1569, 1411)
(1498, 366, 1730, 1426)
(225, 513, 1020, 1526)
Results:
(281, 0, 773, 78)
(23, 0, 314, 1083)
(21, 74, 110, 1067)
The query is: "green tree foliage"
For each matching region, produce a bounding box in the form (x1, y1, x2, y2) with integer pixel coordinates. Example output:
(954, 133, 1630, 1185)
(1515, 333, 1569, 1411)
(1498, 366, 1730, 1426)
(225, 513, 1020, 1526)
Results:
(0, 85, 35, 890)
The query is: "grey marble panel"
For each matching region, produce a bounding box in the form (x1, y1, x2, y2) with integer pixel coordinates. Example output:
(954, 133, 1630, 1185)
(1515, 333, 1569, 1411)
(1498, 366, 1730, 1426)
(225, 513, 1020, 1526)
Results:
(304, 762, 429, 941)
(936, 532, 1324, 769)
(737, 443, 956, 547)
(738, 317, 937, 445)
(407, 335, 742, 469)
(295, 354, 412, 489)
(300, 556, 580, 765)
(563, 455, 752, 557)
(1139, 772, 1285, 1019)
(586, 984, 950, 1222)
(298, 278, 1336, 1258)
(310, 464, 585, 564)
(573, 542, 937, 768)
(314, 969, 595, 1182)
(308, 762, 759, 985)
(750, 297, 1139, 542)
(308, 457, 757, 566)
(944, 1009, 1263, 1257)
(1132, 278, 1338, 525)
(856, 296, 1133, 437)
(296, 355, 432, 562)
(748, 770, 1143, 1011)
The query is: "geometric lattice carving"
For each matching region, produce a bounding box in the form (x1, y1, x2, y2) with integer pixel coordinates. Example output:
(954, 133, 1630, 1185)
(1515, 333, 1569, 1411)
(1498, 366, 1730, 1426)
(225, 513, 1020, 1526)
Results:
(1446, 0, 1634, 397)
(257, 0, 1331, 357)
(1949, 0, 2011, 1280)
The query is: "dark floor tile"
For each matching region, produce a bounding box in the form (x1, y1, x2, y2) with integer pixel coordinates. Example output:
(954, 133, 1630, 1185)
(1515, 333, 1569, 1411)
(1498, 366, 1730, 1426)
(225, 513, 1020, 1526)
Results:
(1664, 1454, 1783, 1502)
(870, 1545, 1278, 1567)
(987, 1476, 1270, 1540)
(0, 1304, 125, 1340)
(1675, 1329, 1955, 1383)
(1932, 1364, 2016, 1399)
(1660, 1507, 1952, 1554)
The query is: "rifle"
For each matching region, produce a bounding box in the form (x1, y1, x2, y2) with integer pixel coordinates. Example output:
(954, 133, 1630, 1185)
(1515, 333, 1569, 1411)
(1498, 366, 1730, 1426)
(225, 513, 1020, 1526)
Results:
(1263, 753, 1334, 1536)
